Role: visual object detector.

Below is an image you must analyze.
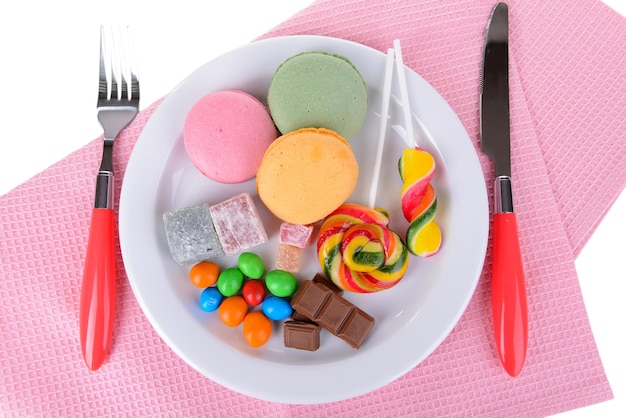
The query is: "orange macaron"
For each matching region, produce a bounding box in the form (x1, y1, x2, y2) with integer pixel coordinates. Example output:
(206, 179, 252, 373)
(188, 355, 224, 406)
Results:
(256, 128, 358, 225)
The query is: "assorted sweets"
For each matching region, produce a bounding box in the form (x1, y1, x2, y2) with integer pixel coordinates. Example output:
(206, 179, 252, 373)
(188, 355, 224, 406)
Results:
(161, 46, 444, 351)
(162, 193, 267, 265)
(193, 252, 300, 347)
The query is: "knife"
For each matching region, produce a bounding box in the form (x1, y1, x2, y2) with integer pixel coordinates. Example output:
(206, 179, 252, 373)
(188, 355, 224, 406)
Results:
(480, 2, 528, 377)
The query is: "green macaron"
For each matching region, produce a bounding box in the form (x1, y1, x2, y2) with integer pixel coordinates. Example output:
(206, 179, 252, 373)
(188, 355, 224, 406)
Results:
(267, 51, 368, 140)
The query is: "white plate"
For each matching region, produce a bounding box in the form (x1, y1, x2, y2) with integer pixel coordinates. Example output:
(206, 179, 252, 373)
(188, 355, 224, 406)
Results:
(119, 35, 488, 404)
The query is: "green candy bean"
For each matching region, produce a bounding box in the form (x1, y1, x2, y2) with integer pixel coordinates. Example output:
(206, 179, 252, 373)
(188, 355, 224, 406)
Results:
(217, 267, 244, 297)
(265, 269, 297, 297)
(238, 252, 265, 279)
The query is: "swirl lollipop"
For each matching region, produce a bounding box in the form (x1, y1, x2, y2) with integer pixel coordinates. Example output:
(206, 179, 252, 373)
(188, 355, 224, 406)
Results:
(317, 203, 409, 293)
(393, 39, 442, 257)
(399, 148, 441, 256)
(317, 49, 409, 293)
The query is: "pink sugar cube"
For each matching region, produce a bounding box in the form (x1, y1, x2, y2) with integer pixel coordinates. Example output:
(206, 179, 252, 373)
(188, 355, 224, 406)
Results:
(279, 222, 314, 248)
(209, 193, 268, 256)
(276, 244, 302, 273)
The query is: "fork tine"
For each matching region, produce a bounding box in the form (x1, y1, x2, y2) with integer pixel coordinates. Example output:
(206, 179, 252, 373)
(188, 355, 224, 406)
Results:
(109, 28, 120, 101)
(117, 27, 129, 101)
(98, 26, 108, 102)
(128, 27, 140, 102)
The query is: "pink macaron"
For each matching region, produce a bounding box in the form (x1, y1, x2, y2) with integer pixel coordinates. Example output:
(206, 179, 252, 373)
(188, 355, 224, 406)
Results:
(183, 90, 278, 183)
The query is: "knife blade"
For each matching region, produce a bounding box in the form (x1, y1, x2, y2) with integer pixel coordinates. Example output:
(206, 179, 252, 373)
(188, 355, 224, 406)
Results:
(480, 2, 528, 377)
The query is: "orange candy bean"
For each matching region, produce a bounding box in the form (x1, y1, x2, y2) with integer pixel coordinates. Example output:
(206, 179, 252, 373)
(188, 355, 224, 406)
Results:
(243, 311, 272, 348)
(189, 261, 220, 288)
(218, 296, 248, 327)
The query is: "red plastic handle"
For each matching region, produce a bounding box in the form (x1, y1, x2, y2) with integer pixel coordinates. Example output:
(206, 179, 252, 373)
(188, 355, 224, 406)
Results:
(80, 208, 116, 370)
(491, 212, 528, 377)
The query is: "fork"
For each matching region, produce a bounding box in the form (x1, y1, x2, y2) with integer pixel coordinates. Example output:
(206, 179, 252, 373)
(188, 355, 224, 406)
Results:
(80, 26, 139, 370)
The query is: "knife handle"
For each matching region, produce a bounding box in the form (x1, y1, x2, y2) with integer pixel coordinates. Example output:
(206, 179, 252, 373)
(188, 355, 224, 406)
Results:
(491, 210, 528, 377)
(80, 206, 116, 371)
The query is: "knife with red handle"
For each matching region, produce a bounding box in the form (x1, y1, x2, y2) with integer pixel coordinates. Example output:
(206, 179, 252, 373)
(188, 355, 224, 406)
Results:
(480, 2, 528, 377)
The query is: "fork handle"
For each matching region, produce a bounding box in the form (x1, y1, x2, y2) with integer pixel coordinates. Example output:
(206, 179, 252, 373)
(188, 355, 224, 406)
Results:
(80, 181, 116, 371)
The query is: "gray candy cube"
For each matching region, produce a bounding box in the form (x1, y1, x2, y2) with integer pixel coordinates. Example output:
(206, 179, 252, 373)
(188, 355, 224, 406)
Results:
(163, 203, 225, 265)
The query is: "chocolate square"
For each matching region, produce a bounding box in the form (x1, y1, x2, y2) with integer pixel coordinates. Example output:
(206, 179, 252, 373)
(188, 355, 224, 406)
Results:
(291, 280, 330, 320)
(316, 293, 353, 333)
(312, 273, 344, 296)
(337, 308, 375, 348)
(284, 321, 321, 351)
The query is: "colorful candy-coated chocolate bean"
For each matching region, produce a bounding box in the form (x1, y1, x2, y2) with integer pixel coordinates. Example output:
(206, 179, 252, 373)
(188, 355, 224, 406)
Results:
(189, 261, 220, 288)
(242, 279, 266, 306)
(199, 287, 223, 312)
(217, 267, 244, 297)
(238, 252, 265, 279)
(262, 296, 293, 321)
(218, 295, 248, 327)
(265, 269, 298, 297)
(242, 311, 272, 348)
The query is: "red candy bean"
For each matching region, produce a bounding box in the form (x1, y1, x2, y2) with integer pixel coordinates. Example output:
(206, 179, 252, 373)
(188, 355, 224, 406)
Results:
(242, 279, 266, 306)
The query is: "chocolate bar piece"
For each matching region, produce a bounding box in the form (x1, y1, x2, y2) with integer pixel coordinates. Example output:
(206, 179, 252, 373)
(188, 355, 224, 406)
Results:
(291, 311, 313, 323)
(291, 280, 375, 348)
(284, 321, 321, 351)
(312, 273, 344, 296)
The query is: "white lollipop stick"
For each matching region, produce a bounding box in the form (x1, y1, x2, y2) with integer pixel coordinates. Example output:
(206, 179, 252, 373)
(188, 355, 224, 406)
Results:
(368, 47, 395, 210)
(393, 39, 418, 149)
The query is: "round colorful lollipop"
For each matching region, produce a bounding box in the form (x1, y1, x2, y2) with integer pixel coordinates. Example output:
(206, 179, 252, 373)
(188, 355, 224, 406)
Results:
(317, 203, 409, 293)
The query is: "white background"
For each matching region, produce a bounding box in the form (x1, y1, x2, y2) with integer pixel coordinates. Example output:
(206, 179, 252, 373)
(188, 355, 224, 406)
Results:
(0, 1, 623, 416)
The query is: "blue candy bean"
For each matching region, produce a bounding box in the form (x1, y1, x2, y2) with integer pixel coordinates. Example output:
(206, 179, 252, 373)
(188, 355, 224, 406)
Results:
(261, 296, 293, 321)
(200, 287, 223, 312)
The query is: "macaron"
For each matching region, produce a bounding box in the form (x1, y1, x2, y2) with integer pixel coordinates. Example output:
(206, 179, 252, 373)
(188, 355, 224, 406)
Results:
(183, 90, 278, 184)
(256, 127, 358, 225)
(267, 51, 368, 140)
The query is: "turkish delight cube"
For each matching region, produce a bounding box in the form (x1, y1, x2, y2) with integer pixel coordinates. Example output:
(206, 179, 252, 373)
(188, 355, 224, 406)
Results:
(209, 193, 268, 256)
(275, 243, 302, 273)
(162, 203, 225, 265)
(279, 222, 314, 248)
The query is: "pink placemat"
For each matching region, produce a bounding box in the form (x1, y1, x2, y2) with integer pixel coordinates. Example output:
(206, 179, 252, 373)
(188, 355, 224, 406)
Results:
(1, 0, 624, 416)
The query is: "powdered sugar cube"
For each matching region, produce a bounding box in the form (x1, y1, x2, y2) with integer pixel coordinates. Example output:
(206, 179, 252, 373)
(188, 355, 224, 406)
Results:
(163, 203, 225, 265)
(279, 222, 314, 248)
(209, 193, 268, 256)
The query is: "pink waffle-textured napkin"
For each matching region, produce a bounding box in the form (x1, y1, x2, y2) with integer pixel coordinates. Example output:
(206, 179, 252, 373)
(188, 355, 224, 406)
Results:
(1, 0, 625, 416)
